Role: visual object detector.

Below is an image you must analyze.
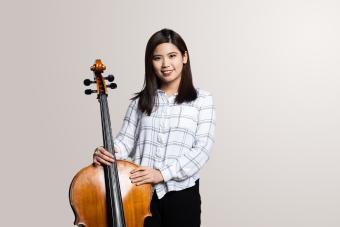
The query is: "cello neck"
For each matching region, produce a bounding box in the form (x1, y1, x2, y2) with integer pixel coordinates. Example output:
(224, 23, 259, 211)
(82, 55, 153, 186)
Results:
(98, 94, 115, 159)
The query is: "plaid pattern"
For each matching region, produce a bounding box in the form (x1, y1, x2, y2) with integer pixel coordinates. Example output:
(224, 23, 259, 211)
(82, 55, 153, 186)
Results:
(113, 88, 216, 199)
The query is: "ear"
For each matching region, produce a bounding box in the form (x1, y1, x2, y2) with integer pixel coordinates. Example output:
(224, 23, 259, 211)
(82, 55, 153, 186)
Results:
(182, 51, 188, 64)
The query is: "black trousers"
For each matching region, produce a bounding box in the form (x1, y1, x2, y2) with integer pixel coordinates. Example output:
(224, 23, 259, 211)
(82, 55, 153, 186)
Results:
(144, 180, 201, 227)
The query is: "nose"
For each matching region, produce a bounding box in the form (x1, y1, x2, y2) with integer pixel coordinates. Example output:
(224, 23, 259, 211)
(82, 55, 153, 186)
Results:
(161, 58, 170, 68)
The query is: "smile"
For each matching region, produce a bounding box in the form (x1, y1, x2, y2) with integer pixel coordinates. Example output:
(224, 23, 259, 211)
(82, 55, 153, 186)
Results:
(161, 70, 173, 75)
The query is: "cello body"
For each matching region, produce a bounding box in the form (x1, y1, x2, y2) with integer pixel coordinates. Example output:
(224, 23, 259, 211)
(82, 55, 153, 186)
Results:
(69, 161, 152, 227)
(69, 59, 152, 227)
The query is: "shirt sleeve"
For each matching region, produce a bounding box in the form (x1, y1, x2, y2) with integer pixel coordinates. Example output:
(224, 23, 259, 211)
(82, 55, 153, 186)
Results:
(159, 94, 216, 182)
(113, 99, 140, 160)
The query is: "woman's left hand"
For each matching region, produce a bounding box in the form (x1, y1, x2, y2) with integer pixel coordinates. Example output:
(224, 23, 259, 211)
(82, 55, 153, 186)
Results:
(130, 166, 164, 186)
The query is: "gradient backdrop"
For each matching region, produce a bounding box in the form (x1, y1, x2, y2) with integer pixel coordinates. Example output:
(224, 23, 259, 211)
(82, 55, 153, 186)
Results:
(1, 0, 340, 226)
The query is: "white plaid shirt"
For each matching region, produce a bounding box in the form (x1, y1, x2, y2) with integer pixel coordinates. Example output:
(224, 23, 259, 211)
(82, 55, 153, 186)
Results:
(113, 88, 216, 199)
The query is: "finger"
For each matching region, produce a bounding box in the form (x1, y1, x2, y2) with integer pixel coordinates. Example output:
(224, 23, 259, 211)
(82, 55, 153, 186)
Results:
(95, 146, 104, 153)
(93, 159, 101, 166)
(97, 147, 113, 157)
(131, 175, 149, 184)
(130, 166, 147, 174)
(135, 178, 151, 186)
(96, 146, 108, 154)
(96, 151, 114, 163)
(96, 156, 112, 166)
(98, 147, 114, 158)
(130, 170, 149, 179)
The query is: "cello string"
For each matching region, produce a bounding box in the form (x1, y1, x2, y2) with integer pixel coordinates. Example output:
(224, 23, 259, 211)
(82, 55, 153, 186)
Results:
(101, 94, 126, 226)
(100, 94, 116, 226)
(104, 95, 126, 226)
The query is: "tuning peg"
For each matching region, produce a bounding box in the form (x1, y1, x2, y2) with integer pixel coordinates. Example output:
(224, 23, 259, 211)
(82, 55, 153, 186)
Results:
(85, 89, 97, 95)
(105, 74, 114, 82)
(84, 79, 95, 86)
(107, 83, 117, 89)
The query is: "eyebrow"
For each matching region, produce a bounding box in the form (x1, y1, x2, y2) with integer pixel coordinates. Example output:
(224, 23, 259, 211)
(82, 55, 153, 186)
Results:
(153, 51, 179, 57)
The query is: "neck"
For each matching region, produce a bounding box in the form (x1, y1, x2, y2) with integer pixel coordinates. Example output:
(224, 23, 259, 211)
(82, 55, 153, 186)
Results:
(160, 79, 180, 96)
(160, 88, 178, 96)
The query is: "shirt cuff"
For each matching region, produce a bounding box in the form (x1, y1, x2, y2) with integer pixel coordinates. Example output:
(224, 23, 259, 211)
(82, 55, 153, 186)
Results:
(158, 164, 173, 182)
(113, 142, 128, 160)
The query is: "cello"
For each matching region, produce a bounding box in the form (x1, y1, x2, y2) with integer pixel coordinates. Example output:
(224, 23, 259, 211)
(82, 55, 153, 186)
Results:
(69, 59, 152, 227)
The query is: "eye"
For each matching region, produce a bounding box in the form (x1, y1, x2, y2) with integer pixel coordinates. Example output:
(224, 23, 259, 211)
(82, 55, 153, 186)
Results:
(169, 54, 177, 58)
(153, 56, 161, 61)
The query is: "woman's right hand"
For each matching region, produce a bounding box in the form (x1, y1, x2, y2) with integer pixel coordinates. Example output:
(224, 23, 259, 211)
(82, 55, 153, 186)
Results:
(93, 146, 115, 166)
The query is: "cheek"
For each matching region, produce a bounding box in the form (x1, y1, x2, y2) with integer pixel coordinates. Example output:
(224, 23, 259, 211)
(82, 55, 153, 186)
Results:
(152, 62, 160, 74)
(153, 61, 162, 70)
(175, 61, 184, 72)
(153, 64, 163, 78)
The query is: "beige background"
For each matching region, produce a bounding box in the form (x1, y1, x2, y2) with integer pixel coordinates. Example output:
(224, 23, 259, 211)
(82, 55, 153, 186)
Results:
(1, 0, 340, 226)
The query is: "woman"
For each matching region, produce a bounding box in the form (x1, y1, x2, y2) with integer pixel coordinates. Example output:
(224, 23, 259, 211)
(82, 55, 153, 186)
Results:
(93, 28, 216, 227)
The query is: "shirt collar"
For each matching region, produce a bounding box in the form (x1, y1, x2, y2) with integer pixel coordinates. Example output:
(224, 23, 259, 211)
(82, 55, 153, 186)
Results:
(157, 89, 178, 97)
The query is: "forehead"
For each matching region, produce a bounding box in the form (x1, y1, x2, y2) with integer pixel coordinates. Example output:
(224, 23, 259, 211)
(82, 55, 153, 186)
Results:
(153, 43, 181, 55)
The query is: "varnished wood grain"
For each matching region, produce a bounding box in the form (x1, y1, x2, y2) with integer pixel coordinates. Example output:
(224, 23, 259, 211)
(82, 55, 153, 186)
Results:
(69, 160, 152, 227)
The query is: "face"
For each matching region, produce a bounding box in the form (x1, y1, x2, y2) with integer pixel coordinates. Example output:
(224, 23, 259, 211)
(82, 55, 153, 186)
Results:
(152, 42, 188, 90)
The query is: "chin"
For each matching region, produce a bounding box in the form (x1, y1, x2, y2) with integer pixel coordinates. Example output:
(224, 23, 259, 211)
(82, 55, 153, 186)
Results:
(157, 73, 181, 84)
(164, 78, 177, 84)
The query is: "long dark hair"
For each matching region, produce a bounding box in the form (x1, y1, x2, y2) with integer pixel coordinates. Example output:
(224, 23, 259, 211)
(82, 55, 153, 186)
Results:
(131, 28, 197, 116)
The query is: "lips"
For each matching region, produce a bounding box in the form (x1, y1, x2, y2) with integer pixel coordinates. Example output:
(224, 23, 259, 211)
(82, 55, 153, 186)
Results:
(161, 70, 173, 75)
